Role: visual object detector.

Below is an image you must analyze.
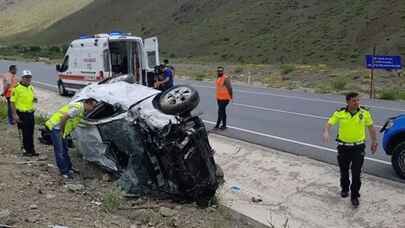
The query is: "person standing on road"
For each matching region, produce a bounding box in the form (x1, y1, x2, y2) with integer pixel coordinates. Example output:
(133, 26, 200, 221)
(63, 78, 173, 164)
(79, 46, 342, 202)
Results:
(323, 92, 378, 207)
(10, 70, 38, 156)
(45, 98, 97, 179)
(3, 65, 18, 126)
(214, 66, 233, 130)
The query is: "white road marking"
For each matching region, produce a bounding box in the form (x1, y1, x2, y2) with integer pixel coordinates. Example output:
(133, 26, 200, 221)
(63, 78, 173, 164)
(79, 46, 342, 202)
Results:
(203, 120, 391, 165)
(192, 84, 405, 112)
(233, 102, 383, 128)
(33, 81, 57, 89)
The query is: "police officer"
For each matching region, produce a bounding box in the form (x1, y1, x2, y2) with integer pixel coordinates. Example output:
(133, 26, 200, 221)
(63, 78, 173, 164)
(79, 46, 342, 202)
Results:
(323, 92, 378, 207)
(11, 70, 38, 156)
(45, 98, 97, 179)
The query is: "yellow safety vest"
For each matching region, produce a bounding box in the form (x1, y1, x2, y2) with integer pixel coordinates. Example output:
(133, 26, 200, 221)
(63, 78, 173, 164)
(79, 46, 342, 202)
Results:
(45, 102, 85, 138)
(328, 107, 373, 143)
(10, 83, 35, 112)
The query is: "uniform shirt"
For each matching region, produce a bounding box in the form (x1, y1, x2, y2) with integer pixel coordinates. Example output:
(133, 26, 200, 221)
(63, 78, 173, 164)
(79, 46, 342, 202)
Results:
(10, 83, 35, 112)
(163, 68, 174, 88)
(53, 105, 81, 130)
(328, 107, 373, 143)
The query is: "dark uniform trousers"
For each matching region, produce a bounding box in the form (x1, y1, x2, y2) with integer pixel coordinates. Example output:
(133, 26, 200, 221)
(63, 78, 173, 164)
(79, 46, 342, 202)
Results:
(17, 111, 35, 154)
(337, 144, 365, 198)
(216, 99, 229, 127)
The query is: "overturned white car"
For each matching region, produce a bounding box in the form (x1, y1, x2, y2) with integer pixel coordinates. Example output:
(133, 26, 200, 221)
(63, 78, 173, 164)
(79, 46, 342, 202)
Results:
(70, 77, 220, 204)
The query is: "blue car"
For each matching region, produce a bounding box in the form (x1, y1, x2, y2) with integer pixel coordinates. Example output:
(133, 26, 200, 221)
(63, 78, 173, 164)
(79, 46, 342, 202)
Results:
(381, 115, 405, 179)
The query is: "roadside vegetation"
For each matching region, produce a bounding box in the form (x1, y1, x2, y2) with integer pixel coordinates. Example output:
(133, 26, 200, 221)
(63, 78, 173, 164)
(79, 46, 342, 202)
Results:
(0, 45, 65, 62)
(175, 62, 405, 101)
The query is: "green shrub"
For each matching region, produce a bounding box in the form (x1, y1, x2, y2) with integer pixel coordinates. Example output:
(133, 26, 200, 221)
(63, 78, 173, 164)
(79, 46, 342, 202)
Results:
(280, 64, 295, 75)
(0, 103, 7, 119)
(102, 188, 123, 212)
(49, 46, 61, 53)
(192, 73, 207, 81)
(314, 84, 332, 94)
(331, 77, 347, 90)
(29, 46, 41, 52)
(234, 66, 243, 74)
(378, 89, 405, 100)
(379, 89, 397, 100)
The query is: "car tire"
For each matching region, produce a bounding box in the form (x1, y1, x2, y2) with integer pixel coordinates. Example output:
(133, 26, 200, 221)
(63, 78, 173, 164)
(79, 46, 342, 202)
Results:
(391, 142, 405, 179)
(158, 85, 200, 115)
(58, 82, 67, 96)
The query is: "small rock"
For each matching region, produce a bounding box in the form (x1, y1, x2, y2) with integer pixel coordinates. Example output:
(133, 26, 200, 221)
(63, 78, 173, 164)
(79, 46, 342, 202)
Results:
(64, 184, 84, 192)
(159, 207, 177, 217)
(48, 225, 69, 228)
(46, 194, 56, 199)
(38, 155, 48, 161)
(170, 217, 179, 227)
(0, 209, 11, 219)
(102, 174, 112, 182)
(208, 207, 216, 213)
(25, 215, 40, 223)
(30, 204, 38, 210)
(91, 200, 102, 206)
(0, 209, 17, 225)
(251, 196, 263, 203)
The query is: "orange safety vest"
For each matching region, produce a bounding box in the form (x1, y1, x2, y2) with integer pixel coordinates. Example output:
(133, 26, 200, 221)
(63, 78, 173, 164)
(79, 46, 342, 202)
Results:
(3, 73, 17, 98)
(216, 75, 231, 100)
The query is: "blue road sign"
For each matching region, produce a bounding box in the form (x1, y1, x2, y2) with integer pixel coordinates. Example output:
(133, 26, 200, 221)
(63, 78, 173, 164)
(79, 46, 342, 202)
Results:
(366, 55, 402, 69)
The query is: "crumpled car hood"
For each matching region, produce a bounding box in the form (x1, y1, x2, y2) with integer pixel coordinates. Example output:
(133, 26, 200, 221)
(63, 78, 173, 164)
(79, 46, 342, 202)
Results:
(72, 81, 160, 110)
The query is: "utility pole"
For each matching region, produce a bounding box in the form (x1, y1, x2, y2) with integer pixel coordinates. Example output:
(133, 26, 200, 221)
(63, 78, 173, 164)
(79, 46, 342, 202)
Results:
(369, 46, 376, 99)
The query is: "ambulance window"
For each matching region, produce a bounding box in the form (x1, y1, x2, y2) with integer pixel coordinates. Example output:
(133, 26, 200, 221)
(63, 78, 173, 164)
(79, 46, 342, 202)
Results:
(61, 55, 69, 72)
(103, 50, 111, 72)
(147, 51, 156, 68)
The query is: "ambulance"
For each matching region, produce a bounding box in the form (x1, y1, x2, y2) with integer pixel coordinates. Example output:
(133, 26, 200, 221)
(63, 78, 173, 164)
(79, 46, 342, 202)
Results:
(56, 32, 159, 95)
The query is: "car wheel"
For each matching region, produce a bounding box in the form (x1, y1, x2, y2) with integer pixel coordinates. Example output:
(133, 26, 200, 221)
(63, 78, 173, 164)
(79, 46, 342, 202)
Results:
(391, 142, 405, 179)
(158, 85, 200, 115)
(58, 82, 67, 96)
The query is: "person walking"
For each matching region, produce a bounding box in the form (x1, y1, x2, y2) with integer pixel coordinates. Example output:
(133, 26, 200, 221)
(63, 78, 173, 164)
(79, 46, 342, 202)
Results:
(214, 66, 233, 130)
(10, 70, 38, 156)
(45, 98, 97, 179)
(323, 92, 378, 207)
(3, 65, 18, 125)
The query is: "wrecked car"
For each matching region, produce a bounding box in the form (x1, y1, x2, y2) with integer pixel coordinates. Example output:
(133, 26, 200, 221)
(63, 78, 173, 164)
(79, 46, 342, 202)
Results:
(70, 77, 220, 204)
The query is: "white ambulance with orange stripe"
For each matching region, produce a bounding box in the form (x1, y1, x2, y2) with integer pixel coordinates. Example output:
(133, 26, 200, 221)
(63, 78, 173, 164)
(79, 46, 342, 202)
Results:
(56, 32, 159, 95)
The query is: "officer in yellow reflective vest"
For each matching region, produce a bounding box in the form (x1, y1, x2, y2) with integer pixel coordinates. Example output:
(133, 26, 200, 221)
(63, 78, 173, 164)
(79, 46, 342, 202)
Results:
(45, 98, 97, 179)
(323, 92, 378, 208)
(11, 70, 38, 156)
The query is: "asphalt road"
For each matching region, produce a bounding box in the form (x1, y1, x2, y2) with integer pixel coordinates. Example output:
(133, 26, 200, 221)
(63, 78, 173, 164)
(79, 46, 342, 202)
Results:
(2, 60, 405, 182)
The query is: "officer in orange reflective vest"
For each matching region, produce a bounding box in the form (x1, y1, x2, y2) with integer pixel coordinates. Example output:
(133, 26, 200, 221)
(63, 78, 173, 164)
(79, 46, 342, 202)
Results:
(214, 66, 233, 130)
(3, 65, 18, 125)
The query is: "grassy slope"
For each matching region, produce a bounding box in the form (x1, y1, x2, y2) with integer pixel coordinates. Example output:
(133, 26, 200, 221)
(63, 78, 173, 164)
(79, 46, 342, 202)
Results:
(0, 0, 93, 38)
(3, 0, 405, 64)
